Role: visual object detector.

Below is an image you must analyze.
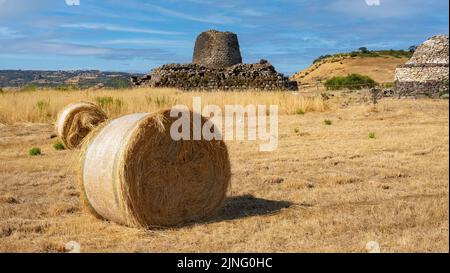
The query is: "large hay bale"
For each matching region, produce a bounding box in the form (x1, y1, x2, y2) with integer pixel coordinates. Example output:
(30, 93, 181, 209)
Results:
(78, 109, 231, 228)
(56, 102, 108, 150)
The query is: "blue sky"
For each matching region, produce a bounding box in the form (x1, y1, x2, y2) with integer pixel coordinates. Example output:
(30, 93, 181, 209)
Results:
(0, 0, 448, 75)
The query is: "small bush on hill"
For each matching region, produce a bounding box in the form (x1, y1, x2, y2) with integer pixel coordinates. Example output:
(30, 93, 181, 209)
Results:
(324, 74, 377, 90)
(313, 54, 333, 64)
(53, 141, 65, 151)
(311, 49, 413, 65)
(29, 147, 42, 156)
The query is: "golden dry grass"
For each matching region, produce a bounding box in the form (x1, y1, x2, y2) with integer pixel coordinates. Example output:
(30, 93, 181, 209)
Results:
(0, 88, 448, 253)
(0, 88, 327, 124)
(293, 56, 408, 84)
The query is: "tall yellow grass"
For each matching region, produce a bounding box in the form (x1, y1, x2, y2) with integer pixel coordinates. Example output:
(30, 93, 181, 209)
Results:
(0, 88, 328, 124)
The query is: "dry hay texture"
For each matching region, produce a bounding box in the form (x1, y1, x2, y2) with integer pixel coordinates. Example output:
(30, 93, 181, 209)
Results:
(56, 102, 108, 149)
(78, 109, 231, 228)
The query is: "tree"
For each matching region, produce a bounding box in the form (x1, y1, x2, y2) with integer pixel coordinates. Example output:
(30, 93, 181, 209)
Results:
(409, 45, 418, 53)
(358, 47, 369, 53)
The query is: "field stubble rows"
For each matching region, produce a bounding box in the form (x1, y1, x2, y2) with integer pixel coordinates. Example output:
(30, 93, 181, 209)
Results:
(0, 88, 448, 252)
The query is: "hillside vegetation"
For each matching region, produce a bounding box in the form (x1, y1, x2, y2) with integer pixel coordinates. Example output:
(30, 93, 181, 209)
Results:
(324, 74, 377, 90)
(292, 50, 412, 85)
(0, 70, 139, 90)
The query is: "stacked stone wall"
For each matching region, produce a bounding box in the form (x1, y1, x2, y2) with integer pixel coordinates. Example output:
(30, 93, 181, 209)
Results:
(394, 35, 449, 98)
(133, 60, 298, 91)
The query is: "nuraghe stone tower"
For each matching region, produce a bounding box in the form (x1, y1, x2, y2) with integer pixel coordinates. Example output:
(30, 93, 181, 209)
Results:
(132, 30, 298, 91)
(192, 30, 242, 69)
(395, 35, 449, 97)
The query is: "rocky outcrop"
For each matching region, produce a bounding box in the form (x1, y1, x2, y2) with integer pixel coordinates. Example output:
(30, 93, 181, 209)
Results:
(193, 30, 242, 69)
(395, 35, 449, 98)
(132, 60, 298, 91)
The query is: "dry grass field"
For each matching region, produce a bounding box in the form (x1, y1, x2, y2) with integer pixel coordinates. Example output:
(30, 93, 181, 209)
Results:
(0, 88, 448, 253)
(0, 88, 327, 124)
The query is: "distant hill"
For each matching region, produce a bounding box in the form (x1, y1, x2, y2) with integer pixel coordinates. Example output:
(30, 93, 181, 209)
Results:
(291, 50, 413, 85)
(0, 70, 142, 90)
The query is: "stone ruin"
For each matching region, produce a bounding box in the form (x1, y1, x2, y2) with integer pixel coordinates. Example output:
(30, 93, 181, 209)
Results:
(193, 30, 242, 69)
(395, 35, 449, 98)
(132, 30, 298, 91)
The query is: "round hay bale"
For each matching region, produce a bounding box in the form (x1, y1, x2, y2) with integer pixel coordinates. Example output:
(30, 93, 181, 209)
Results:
(56, 102, 108, 149)
(78, 109, 231, 228)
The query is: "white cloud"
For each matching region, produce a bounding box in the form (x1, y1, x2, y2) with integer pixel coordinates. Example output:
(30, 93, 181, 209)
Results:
(100, 39, 190, 48)
(0, 26, 22, 38)
(0, 38, 176, 61)
(239, 9, 265, 17)
(0, 26, 13, 35)
(146, 4, 238, 25)
(365, 0, 381, 6)
(329, 0, 440, 19)
(60, 23, 184, 35)
(1, 40, 110, 56)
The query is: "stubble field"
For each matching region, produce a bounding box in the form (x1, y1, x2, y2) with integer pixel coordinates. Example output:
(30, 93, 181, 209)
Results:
(0, 88, 448, 252)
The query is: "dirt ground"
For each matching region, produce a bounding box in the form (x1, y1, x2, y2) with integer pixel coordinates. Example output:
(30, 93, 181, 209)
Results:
(0, 98, 448, 253)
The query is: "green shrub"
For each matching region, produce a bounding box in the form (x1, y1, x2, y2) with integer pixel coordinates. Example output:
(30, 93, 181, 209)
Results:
(369, 132, 376, 139)
(324, 119, 332, 125)
(311, 50, 412, 66)
(294, 128, 300, 134)
(29, 147, 42, 156)
(295, 108, 305, 115)
(313, 54, 332, 64)
(324, 74, 377, 90)
(358, 47, 369, 53)
(53, 141, 65, 151)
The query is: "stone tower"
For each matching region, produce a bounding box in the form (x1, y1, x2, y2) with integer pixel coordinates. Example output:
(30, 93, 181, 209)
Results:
(192, 30, 242, 69)
(395, 35, 449, 97)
